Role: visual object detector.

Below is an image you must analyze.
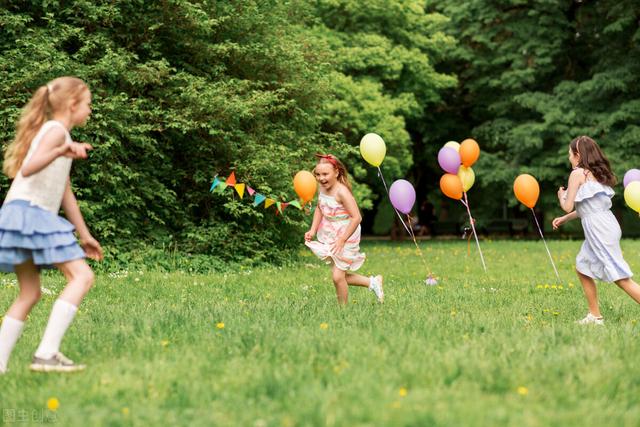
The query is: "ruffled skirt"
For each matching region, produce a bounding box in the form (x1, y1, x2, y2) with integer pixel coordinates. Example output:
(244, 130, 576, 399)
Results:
(0, 199, 85, 272)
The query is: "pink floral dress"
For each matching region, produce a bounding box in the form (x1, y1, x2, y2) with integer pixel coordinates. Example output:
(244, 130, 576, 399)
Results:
(305, 192, 366, 271)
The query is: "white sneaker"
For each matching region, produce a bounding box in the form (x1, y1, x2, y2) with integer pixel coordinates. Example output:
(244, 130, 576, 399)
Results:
(369, 275, 384, 303)
(577, 313, 604, 325)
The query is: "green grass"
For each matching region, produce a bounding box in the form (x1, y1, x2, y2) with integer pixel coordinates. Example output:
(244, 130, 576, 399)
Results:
(1, 240, 640, 426)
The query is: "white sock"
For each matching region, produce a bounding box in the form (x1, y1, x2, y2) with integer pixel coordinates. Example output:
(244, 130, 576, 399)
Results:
(0, 316, 25, 372)
(34, 299, 78, 359)
(368, 276, 374, 288)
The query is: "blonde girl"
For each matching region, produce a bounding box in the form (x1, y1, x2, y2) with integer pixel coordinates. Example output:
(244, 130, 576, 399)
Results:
(0, 77, 102, 373)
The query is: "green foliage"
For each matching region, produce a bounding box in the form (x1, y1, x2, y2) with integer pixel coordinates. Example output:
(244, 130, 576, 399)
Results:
(0, 1, 337, 262)
(432, 0, 640, 227)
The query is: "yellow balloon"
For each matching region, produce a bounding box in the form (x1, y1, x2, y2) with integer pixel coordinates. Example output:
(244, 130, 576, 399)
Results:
(624, 181, 640, 213)
(444, 141, 460, 152)
(458, 166, 475, 192)
(360, 133, 386, 167)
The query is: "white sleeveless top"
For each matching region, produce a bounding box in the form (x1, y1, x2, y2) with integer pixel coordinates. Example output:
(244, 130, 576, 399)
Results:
(5, 121, 73, 213)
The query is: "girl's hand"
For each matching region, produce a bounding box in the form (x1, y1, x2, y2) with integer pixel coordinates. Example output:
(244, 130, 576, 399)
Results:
(552, 216, 565, 230)
(557, 186, 566, 201)
(62, 142, 93, 159)
(304, 230, 315, 242)
(80, 235, 103, 261)
(332, 237, 346, 256)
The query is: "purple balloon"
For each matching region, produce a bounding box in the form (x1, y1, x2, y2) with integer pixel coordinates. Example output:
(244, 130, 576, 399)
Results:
(389, 179, 416, 215)
(623, 169, 640, 188)
(438, 147, 461, 174)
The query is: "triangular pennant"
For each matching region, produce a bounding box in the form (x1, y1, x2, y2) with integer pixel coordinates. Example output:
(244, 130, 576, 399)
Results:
(288, 200, 302, 210)
(282, 202, 289, 212)
(265, 198, 275, 209)
(247, 186, 256, 196)
(226, 171, 236, 186)
(253, 194, 266, 207)
(218, 182, 228, 192)
(235, 183, 245, 199)
(209, 177, 220, 192)
(276, 202, 282, 213)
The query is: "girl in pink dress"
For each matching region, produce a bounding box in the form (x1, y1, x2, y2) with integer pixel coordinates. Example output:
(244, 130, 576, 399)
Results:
(305, 154, 383, 304)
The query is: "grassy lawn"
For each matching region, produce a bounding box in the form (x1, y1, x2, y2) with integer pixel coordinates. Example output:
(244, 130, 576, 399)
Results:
(1, 240, 640, 426)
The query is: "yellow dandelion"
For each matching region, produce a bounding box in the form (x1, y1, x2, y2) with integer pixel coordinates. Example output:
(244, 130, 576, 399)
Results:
(544, 284, 550, 289)
(320, 322, 329, 330)
(399, 387, 408, 397)
(216, 322, 225, 329)
(450, 310, 457, 317)
(161, 339, 170, 347)
(47, 398, 60, 411)
(122, 407, 130, 416)
(568, 283, 575, 288)
(536, 285, 543, 289)
(517, 386, 528, 396)
(558, 285, 564, 290)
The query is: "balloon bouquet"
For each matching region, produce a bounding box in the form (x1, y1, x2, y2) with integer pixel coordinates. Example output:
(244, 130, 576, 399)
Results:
(360, 133, 437, 285)
(624, 169, 640, 215)
(438, 139, 487, 271)
(513, 174, 561, 282)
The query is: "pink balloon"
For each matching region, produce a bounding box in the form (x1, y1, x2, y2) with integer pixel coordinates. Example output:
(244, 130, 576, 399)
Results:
(389, 179, 416, 215)
(438, 147, 461, 174)
(623, 169, 640, 188)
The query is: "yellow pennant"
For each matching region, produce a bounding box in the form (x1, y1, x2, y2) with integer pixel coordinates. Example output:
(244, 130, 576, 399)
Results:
(265, 198, 275, 209)
(235, 183, 245, 198)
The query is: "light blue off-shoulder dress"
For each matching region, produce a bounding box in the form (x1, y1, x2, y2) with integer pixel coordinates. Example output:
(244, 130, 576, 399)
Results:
(574, 180, 633, 282)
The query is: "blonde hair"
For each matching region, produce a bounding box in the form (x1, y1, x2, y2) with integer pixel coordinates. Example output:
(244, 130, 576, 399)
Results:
(3, 77, 89, 178)
(314, 154, 352, 191)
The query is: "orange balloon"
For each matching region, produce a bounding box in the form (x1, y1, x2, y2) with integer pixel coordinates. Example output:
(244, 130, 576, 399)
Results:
(513, 174, 540, 208)
(440, 174, 463, 200)
(293, 170, 317, 203)
(459, 138, 480, 167)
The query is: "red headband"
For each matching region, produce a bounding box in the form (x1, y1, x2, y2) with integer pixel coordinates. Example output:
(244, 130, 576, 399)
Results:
(315, 153, 337, 167)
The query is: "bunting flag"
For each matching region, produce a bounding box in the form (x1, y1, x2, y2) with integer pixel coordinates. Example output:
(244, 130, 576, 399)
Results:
(235, 183, 245, 199)
(253, 194, 266, 207)
(226, 171, 236, 186)
(210, 176, 220, 192)
(208, 171, 309, 216)
(288, 200, 302, 210)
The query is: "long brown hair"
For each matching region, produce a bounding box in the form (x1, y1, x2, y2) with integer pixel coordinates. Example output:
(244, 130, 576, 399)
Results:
(570, 135, 616, 187)
(3, 76, 89, 178)
(314, 154, 352, 191)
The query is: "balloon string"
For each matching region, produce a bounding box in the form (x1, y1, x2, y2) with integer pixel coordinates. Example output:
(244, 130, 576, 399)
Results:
(377, 166, 412, 235)
(530, 208, 561, 282)
(460, 194, 487, 272)
(407, 214, 433, 276)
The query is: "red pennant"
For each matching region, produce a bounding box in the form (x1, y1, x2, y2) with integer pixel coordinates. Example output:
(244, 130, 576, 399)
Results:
(226, 172, 236, 186)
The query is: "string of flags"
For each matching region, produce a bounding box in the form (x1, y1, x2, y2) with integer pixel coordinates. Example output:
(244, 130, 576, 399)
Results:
(209, 172, 304, 215)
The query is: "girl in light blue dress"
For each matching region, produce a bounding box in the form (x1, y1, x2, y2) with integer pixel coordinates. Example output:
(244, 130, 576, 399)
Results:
(553, 136, 640, 325)
(0, 77, 102, 374)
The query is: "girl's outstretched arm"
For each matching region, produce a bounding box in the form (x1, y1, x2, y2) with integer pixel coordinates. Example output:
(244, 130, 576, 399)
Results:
(21, 127, 91, 177)
(61, 178, 103, 260)
(332, 187, 362, 255)
(558, 169, 585, 213)
(552, 211, 578, 230)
